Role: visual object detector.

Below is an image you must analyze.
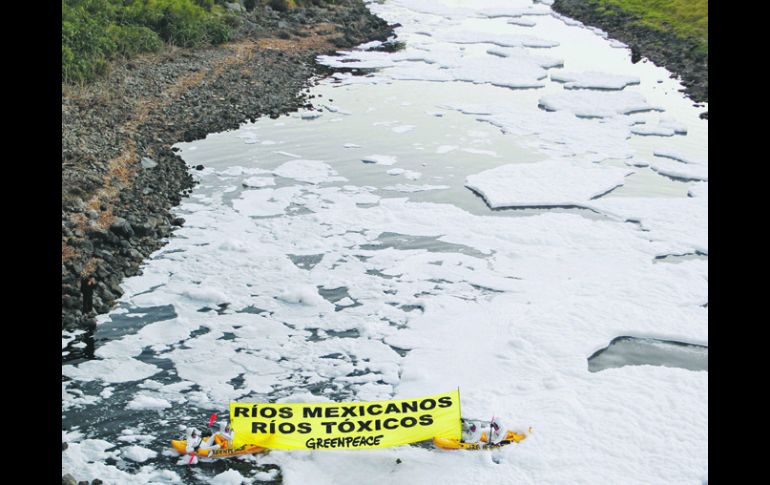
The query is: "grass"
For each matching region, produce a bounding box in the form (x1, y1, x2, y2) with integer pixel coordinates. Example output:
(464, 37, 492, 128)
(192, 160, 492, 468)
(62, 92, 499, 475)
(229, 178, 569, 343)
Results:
(593, 0, 708, 54)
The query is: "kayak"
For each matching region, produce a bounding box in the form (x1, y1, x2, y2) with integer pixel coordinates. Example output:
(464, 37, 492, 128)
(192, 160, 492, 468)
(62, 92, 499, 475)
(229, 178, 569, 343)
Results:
(433, 429, 530, 450)
(171, 439, 266, 458)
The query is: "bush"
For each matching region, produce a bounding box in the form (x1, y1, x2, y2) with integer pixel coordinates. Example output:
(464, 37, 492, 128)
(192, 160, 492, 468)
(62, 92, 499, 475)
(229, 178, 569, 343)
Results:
(62, 0, 234, 83)
(268, 0, 296, 12)
(109, 24, 164, 58)
(62, 0, 116, 82)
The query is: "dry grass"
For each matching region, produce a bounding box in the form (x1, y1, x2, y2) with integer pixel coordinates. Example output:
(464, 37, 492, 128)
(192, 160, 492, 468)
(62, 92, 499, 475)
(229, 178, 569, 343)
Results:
(256, 23, 342, 53)
(62, 242, 77, 263)
(81, 258, 98, 278)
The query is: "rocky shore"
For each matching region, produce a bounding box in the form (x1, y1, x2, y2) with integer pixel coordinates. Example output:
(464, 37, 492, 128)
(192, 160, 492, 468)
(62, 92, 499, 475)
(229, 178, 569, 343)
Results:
(552, 0, 708, 111)
(62, 1, 393, 331)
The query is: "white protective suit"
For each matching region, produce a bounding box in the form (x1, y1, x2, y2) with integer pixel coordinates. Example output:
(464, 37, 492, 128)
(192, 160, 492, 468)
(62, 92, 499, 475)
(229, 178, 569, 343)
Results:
(213, 423, 235, 448)
(185, 428, 202, 454)
(488, 419, 509, 444)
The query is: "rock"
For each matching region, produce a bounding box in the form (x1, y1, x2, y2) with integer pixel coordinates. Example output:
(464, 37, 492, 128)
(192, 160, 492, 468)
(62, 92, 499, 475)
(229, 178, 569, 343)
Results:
(171, 217, 186, 227)
(699, 111, 708, 120)
(62, 442, 69, 451)
(68, 198, 86, 213)
(133, 222, 154, 237)
(141, 157, 158, 169)
(109, 218, 135, 239)
(225, 2, 243, 12)
(91, 480, 103, 485)
(62, 475, 77, 485)
(63, 295, 81, 309)
(195, 165, 205, 171)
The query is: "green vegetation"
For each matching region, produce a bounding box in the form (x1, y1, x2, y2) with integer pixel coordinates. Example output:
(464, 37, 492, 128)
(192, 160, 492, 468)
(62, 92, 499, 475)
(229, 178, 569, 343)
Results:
(62, 0, 235, 83)
(62, 0, 344, 83)
(592, 0, 708, 54)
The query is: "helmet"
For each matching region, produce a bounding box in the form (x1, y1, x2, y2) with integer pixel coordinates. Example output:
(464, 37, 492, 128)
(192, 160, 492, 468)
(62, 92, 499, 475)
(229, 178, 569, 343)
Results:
(190, 427, 200, 438)
(202, 428, 213, 438)
(224, 422, 232, 433)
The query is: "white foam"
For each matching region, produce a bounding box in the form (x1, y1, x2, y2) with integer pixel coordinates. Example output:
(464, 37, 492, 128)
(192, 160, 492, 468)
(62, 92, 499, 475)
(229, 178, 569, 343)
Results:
(242, 176, 276, 188)
(650, 150, 708, 181)
(126, 395, 172, 411)
(300, 111, 322, 120)
(485, 47, 562, 70)
(436, 145, 458, 154)
(461, 148, 497, 157)
(362, 155, 398, 166)
(653, 149, 705, 165)
(539, 91, 661, 117)
(232, 186, 302, 217)
(551, 71, 640, 90)
(588, 196, 708, 254)
(631, 118, 688, 137)
(211, 470, 247, 485)
(62, 358, 160, 383)
(392, 124, 416, 133)
(122, 445, 157, 463)
(381, 184, 451, 192)
(508, 17, 536, 27)
(274, 160, 347, 185)
(437, 30, 559, 48)
(274, 151, 302, 158)
(649, 159, 708, 181)
(317, 51, 396, 70)
(465, 160, 632, 208)
(688, 182, 708, 198)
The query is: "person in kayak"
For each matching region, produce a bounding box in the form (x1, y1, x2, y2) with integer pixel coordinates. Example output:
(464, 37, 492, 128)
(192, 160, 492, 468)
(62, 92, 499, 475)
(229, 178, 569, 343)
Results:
(461, 419, 483, 443)
(199, 428, 221, 451)
(185, 428, 202, 454)
(184, 427, 221, 462)
(488, 419, 510, 445)
(213, 421, 235, 449)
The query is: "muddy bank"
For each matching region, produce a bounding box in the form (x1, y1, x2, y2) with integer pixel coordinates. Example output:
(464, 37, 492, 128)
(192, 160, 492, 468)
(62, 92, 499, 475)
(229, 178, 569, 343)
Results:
(62, 1, 393, 331)
(552, 0, 708, 110)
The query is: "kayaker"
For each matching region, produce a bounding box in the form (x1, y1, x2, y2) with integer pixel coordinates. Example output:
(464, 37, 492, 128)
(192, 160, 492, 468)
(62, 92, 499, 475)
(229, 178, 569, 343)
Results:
(461, 419, 483, 443)
(199, 428, 221, 451)
(185, 428, 202, 457)
(213, 421, 235, 448)
(488, 419, 509, 444)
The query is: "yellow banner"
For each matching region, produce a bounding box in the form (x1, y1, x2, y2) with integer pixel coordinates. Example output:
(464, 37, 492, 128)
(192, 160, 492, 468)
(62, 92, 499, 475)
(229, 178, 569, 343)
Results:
(230, 390, 461, 450)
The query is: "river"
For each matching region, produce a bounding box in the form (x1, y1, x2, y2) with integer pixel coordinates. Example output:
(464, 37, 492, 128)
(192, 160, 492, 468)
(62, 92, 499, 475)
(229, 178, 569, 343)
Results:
(62, 1, 708, 483)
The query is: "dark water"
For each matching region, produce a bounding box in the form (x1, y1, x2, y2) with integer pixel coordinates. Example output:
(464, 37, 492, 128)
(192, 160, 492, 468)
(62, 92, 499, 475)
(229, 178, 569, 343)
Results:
(588, 336, 708, 372)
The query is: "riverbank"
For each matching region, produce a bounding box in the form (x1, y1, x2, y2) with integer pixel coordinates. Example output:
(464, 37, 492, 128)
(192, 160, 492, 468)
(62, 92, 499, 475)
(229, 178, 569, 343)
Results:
(62, 0, 393, 331)
(551, 0, 708, 110)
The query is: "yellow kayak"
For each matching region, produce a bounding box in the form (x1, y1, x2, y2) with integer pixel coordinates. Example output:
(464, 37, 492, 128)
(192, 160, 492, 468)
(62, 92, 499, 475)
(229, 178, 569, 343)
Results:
(171, 439, 266, 458)
(433, 428, 531, 450)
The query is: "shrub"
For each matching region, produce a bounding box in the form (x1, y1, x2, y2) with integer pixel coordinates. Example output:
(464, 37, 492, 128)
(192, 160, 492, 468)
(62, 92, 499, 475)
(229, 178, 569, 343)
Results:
(268, 0, 296, 12)
(109, 24, 163, 58)
(62, 0, 234, 83)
